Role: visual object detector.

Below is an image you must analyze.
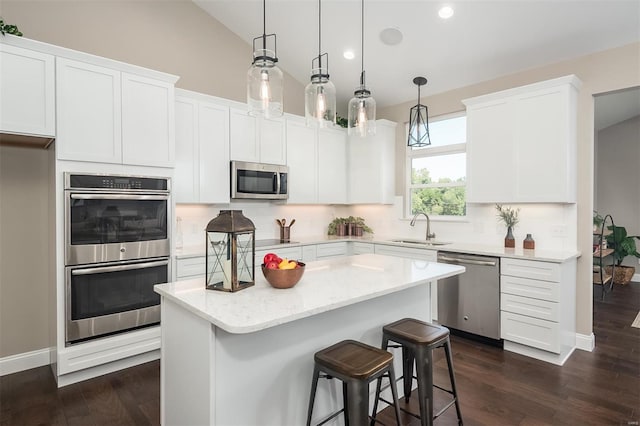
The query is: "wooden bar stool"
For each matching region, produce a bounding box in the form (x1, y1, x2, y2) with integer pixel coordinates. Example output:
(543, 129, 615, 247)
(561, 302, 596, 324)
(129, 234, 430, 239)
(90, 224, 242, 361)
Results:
(306, 339, 402, 426)
(374, 318, 463, 426)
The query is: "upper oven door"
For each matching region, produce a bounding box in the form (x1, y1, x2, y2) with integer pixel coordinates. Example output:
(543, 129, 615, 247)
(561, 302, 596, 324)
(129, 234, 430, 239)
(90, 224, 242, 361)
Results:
(65, 192, 170, 265)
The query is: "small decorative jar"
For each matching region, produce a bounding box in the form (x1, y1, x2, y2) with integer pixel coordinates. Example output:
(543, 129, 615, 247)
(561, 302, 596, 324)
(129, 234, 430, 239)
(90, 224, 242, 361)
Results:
(523, 234, 535, 250)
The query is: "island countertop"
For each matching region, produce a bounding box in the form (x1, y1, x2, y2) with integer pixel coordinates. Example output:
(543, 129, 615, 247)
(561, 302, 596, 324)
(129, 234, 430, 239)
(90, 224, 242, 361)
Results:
(154, 253, 465, 334)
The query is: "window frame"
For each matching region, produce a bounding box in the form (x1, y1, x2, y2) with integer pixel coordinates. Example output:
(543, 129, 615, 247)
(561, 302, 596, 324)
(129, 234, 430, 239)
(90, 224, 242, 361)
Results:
(405, 111, 467, 220)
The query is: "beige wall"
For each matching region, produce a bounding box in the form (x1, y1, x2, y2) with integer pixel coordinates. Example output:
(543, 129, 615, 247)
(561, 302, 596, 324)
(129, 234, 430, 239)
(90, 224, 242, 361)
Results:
(0, 0, 305, 115)
(596, 115, 640, 268)
(0, 146, 51, 357)
(379, 42, 640, 338)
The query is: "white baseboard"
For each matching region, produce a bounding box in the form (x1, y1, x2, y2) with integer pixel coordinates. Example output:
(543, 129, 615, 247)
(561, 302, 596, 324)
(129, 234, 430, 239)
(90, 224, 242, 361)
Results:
(575, 332, 595, 352)
(633, 272, 639, 283)
(0, 347, 54, 376)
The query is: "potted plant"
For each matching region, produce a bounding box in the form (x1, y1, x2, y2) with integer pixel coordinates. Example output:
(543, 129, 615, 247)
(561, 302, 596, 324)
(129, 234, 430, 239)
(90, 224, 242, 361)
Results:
(496, 204, 519, 248)
(605, 225, 640, 285)
(0, 19, 23, 36)
(327, 217, 348, 236)
(593, 211, 604, 232)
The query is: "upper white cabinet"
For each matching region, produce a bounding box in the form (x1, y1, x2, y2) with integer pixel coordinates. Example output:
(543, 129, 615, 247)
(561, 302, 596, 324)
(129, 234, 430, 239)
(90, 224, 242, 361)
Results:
(286, 117, 348, 205)
(0, 43, 55, 139)
(348, 119, 396, 204)
(286, 118, 317, 204)
(121, 73, 174, 167)
(464, 75, 580, 203)
(230, 108, 285, 165)
(174, 90, 230, 204)
(318, 127, 347, 204)
(56, 57, 177, 167)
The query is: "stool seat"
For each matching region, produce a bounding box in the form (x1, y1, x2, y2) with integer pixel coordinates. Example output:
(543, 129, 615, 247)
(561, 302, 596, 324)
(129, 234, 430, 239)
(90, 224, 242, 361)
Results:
(315, 339, 393, 380)
(307, 339, 402, 426)
(383, 318, 449, 345)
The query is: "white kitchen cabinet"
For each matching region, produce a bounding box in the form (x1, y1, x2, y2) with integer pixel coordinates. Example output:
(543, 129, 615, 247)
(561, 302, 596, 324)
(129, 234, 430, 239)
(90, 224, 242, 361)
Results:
(348, 120, 396, 204)
(351, 242, 374, 255)
(0, 43, 55, 139)
(176, 256, 206, 280)
(255, 246, 303, 265)
(316, 242, 348, 259)
(464, 75, 580, 203)
(500, 257, 576, 364)
(174, 91, 229, 204)
(121, 73, 174, 167)
(56, 57, 176, 166)
(286, 118, 318, 204)
(230, 108, 285, 165)
(318, 127, 347, 204)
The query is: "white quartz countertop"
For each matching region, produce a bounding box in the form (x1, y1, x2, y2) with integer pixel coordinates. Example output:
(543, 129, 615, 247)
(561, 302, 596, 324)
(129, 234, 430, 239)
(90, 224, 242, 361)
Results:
(176, 235, 580, 263)
(155, 254, 464, 334)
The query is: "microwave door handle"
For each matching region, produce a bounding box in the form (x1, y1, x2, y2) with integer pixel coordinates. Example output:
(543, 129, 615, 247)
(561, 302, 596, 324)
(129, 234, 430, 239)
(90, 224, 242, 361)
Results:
(71, 194, 169, 201)
(71, 259, 169, 275)
(274, 173, 280, 194)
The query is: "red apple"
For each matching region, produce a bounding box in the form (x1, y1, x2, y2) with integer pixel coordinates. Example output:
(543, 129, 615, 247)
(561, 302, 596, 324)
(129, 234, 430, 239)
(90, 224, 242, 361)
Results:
(265, 261, 279, 270)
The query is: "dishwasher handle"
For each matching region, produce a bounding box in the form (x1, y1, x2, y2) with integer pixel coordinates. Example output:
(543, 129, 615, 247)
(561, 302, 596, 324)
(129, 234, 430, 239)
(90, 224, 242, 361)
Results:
(438, 255, 497, 267)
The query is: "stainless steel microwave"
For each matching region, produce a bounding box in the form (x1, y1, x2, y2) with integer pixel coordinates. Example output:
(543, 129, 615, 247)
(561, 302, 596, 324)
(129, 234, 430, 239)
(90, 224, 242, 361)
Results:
(231, 161, 288, 200)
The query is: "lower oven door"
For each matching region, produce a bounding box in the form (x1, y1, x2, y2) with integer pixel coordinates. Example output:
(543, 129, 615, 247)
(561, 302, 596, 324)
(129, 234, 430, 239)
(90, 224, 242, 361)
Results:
(65, 257, 169, 345)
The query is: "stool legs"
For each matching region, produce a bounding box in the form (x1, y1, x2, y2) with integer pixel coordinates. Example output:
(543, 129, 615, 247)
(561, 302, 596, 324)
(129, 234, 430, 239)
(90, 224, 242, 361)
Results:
(444, 340, 463, 425)
(402, 346, 414, 403)
(306, 365, 321, 426)
(414, 346, 433, 426)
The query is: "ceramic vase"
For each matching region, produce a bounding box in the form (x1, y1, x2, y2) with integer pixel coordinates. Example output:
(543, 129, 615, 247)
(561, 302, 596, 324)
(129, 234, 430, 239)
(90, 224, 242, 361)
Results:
(504, 226, 515, 248)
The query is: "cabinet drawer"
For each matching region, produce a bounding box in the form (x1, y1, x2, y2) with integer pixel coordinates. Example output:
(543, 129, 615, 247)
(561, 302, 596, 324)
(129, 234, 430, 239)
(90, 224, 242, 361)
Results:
(256, 247, 303, 263)
(501, 311, 560, 353)
(374, 244, 436, 261)
(316, 242, 347, 258)
(302, 245, 317, 262)
(352, 242, 374, 255)
(501, 293, 559, 322)
(501, 258, 560, 282)
(176, 256, 206, 279)
(501, 275, 560, 302)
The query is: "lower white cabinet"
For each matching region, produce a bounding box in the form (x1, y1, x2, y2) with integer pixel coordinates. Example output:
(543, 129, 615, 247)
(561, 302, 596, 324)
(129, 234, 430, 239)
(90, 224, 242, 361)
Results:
(351, 242, 374, 255)
(175, 256, 207, 280)
(316, 242, 348, 259)
(500, 257, 576, 362)
(174, 91, 229, 204)
(255, 247, 303, 266)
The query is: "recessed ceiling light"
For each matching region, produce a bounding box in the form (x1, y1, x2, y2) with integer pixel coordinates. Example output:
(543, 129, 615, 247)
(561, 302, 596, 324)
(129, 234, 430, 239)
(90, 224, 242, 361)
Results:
(380, 27, 403, 46)
(343, 50, 355, 60)
(438, 5, 454, 19)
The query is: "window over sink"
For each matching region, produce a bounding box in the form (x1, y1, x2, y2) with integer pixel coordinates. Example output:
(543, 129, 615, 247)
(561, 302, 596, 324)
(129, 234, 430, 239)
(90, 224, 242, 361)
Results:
(406, 113, 467, 217)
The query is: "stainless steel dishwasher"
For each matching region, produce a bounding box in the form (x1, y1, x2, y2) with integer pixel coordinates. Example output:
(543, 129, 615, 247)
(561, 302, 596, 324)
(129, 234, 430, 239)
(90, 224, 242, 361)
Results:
(437, 251, 501, 342)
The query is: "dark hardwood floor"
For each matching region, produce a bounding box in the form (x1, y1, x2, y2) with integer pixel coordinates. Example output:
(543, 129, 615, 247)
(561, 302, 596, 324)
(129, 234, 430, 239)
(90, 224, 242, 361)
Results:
(2, 282, 638, 425)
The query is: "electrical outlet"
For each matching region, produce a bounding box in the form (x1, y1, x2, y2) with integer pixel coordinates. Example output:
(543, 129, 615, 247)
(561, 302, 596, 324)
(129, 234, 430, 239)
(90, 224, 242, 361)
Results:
(550, 225, 567, 237)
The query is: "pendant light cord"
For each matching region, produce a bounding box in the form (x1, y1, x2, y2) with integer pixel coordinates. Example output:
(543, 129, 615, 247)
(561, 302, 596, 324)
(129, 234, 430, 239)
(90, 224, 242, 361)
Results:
(360, 0, 365, 85)
(262, 0, 266, 50)
(318, 0, 322, 68)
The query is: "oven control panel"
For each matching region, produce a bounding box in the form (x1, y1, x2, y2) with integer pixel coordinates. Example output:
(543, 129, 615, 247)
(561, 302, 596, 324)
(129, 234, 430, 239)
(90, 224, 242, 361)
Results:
(65, 173, 169, 191)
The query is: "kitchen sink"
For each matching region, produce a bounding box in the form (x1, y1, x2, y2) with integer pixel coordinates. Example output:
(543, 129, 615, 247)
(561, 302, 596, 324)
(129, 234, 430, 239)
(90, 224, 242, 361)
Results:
(389, 239, 450, 246)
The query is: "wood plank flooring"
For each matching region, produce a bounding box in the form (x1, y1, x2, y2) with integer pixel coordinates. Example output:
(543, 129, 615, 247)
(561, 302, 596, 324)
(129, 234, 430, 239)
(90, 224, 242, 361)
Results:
(1, 282, 638, 425)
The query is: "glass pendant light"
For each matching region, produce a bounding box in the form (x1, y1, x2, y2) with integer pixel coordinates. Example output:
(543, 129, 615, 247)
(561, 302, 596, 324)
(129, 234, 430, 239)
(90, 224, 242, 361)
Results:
(407, 76, 431, 147)
(247, 0, 283, 118)
(305, 0, 336, 127)
(348, 0, 376, 137)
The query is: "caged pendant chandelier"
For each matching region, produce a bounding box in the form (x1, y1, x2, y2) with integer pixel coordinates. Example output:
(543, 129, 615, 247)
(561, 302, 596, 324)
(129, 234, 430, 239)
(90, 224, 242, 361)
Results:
(304, 0, 336, 127)
(247, 0, 284, 118)
(407, 76, 431, 147)
(347, 0, 376, 137)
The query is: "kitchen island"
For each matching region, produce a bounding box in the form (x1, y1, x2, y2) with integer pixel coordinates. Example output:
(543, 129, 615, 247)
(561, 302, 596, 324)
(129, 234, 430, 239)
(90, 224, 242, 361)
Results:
(154, 254, 465, 425)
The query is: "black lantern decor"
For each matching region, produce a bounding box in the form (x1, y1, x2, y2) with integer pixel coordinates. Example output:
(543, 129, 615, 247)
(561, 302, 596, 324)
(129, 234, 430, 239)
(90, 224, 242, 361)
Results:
(205, 210, 255, 292)
(408, 76, 431, 148)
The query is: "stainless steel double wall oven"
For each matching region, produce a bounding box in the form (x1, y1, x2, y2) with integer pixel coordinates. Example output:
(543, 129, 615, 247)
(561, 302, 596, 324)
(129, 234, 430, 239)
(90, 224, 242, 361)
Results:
(64, 173, 170, 345)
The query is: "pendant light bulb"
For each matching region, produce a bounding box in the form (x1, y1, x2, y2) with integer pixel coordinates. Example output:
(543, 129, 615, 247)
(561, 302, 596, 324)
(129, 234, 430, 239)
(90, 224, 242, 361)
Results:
(247, 0, 283, 118)
(348, 0, 376, 136)
(305, 0, 336, 127)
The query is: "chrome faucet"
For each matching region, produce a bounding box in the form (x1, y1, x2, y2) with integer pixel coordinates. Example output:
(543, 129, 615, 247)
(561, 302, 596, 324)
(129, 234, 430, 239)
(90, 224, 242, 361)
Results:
(410, 211, 436, 241)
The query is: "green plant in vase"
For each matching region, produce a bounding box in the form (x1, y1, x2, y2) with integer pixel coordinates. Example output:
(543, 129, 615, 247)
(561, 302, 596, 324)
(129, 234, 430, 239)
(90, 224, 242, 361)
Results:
(496, 204, 519, 248)
(604, 225, 640, 285)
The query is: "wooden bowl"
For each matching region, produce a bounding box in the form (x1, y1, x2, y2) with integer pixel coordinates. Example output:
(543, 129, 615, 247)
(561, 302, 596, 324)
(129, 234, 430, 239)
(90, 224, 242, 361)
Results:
(261, 262, 306, 289)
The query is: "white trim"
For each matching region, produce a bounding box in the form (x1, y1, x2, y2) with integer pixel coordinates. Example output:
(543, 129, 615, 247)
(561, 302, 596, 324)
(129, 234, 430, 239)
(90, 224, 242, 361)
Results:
(575, 332, 595, 352)
(0, 347, 54, 376)
(503, 340, 575, 366)
(632, 272, 640, 283)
